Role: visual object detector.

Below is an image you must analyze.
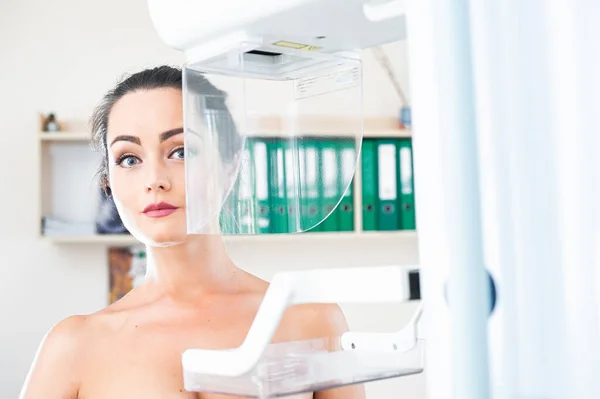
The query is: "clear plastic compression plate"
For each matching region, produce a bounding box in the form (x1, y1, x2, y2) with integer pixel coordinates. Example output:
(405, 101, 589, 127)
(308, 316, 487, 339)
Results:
(183, 337, 425, 398)
(181, 41, 363, 235)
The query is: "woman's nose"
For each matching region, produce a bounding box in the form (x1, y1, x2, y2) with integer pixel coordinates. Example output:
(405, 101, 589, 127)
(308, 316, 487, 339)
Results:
(146, 177, 171, 192)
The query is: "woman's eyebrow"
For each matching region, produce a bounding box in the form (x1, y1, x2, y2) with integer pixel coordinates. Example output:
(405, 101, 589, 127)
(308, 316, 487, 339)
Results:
(159, 127, 184, 142)
(109, 127, 184, 147)
(110, 135, 140, 147)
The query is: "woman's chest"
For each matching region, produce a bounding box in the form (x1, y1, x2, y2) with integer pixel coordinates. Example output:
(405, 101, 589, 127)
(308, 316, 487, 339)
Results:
(77, 315, 311, 399)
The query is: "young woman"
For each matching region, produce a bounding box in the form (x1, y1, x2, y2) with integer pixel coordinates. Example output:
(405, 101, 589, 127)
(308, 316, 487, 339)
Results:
(20, 66, 365, 399)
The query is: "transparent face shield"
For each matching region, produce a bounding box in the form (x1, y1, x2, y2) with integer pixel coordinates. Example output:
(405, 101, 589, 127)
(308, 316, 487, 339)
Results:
(183, 43, 363, 235)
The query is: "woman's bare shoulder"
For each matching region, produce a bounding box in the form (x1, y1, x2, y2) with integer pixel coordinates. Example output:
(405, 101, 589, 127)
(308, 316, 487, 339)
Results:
(38, 313, 94, 353)
(20, 300, 140, 399)
(30, 301, 135, 363)
(19, 314, 93, 399)
(282, 303, 349, 341)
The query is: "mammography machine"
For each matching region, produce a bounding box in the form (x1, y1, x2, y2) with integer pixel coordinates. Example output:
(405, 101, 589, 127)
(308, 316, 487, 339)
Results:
(148, 0, 600, 398)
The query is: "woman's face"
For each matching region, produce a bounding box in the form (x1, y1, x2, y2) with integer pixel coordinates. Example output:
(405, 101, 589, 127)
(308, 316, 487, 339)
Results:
(106, 88, 188, 245)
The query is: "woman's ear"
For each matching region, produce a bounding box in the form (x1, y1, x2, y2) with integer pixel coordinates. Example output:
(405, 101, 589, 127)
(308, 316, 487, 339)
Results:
(101, 174, 112, 197)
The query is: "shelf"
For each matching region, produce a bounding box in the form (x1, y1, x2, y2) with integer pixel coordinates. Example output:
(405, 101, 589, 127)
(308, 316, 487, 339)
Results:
(38, 130, 410, 142)
(248, 130, 411, 138)
(37, 117, 410, 142)
(39, 132, 91, 141)
(41, 230, 417, 245)
(359, 129, 411, 138)
(42, 234, 138, 245)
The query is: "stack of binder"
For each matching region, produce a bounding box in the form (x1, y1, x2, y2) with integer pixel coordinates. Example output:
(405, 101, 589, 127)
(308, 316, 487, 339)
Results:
(219, 136, 416, 235)
(361, 137, 416, 231)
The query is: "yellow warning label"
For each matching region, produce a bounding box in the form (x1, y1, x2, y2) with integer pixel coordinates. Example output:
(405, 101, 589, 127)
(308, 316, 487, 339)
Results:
(273, 40, 322, 51)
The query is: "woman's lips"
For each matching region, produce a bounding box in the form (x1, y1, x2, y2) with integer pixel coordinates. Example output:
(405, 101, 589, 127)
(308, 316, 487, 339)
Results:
(142, 202, 179, 218)
(144, 208, 178, 218)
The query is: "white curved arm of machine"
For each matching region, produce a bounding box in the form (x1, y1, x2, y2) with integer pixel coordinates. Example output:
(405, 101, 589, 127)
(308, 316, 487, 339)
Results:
(182, 265, 422, 377)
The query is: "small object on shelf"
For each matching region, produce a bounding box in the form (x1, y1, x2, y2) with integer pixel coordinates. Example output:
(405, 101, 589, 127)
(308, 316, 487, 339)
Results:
(42, 113, 61, 132)
(399, 106, 411, 130)
(371, 46, 411, 131)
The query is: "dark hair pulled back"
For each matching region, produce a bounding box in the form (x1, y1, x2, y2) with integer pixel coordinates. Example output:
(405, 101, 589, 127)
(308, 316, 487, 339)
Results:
(89, 65, 239, 191)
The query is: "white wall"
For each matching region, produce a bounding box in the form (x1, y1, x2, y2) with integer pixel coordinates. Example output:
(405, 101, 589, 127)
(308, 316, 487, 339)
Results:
(0, 1, 423, 398)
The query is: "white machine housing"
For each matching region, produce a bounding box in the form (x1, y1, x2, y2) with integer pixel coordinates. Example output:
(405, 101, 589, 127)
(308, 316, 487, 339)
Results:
(148, 0, 407, 65)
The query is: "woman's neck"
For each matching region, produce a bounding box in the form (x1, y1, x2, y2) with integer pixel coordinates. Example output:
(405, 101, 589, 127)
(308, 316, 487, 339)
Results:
(143, 234, 239, 300)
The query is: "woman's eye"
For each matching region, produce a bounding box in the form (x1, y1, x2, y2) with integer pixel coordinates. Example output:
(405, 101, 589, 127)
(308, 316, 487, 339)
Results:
(118, 155, 140, 168)
(170, 147, 185, 160)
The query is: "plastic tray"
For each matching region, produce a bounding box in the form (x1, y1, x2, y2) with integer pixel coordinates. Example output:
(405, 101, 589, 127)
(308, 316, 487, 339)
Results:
(183, 337, 425, 398)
